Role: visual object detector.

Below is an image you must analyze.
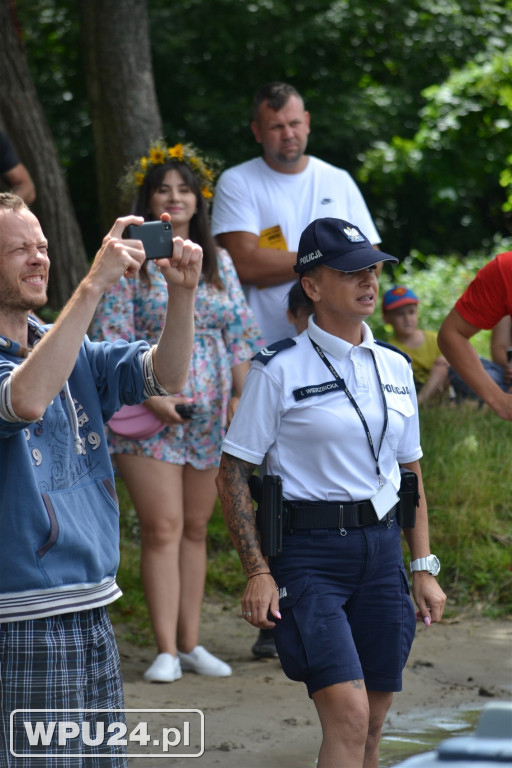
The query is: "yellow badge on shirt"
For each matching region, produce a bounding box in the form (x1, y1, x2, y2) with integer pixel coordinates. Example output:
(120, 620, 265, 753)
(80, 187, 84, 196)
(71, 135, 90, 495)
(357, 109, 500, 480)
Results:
(258, 225, 288, 251)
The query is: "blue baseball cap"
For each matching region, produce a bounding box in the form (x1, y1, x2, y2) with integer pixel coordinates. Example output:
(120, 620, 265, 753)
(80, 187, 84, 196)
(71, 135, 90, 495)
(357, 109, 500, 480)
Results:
(294, 218, 398, 274)
(382, 285, 419, 311)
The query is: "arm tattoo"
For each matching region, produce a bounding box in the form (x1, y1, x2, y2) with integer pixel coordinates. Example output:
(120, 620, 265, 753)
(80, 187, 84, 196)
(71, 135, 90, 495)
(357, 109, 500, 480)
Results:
(217, 453, 266, 577)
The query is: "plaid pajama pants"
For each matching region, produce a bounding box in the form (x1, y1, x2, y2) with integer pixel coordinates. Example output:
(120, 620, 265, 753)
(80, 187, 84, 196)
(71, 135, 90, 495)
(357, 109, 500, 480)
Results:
(0, 607, 127, 767)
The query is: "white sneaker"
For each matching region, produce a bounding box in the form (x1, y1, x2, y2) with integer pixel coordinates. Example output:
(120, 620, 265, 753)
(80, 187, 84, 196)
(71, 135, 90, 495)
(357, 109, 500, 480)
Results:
(143, 653, 182, 683)
(178, 645, 232, 677)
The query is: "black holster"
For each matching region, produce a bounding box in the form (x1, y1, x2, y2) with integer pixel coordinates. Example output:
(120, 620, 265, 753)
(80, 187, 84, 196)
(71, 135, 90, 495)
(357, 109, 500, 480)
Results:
(397, 468, 419, 528)
(249, 474, 283, 557)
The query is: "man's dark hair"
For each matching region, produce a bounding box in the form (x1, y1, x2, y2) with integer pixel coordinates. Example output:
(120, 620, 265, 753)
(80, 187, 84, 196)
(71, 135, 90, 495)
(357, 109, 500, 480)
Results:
(252, 82, 304, 121)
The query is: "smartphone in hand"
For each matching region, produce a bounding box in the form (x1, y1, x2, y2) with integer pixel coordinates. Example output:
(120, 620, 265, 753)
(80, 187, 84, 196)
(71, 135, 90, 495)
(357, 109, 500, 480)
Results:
(175, 404, 196, 419)
(127, 220, 173, 261)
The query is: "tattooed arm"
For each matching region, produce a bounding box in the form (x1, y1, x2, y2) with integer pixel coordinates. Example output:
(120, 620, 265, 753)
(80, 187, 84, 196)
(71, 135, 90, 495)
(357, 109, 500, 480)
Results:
(216, 452, 265, 575)
(216, 452, 280, 627)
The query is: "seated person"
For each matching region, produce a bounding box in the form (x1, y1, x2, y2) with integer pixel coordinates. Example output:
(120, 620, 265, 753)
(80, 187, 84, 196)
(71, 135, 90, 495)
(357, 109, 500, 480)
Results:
(287, 280, 313, 335)
(490, 315, 512, 393)
(382, 285, 449, 405)
(448, 319, 508, 402)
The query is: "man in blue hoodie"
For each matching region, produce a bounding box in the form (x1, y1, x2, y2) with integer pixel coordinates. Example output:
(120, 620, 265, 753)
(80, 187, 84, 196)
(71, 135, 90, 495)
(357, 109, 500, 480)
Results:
(0, 192, 202, 766)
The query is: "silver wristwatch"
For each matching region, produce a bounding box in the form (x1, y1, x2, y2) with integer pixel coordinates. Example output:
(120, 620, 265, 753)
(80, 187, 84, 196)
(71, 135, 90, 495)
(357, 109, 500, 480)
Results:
(410, 554, 441, 576)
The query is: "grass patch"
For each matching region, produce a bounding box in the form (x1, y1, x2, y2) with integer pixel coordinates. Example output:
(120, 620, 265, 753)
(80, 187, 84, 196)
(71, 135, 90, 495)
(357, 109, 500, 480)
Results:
(109, 402, 512, 643)
(417, 403, 511, 615)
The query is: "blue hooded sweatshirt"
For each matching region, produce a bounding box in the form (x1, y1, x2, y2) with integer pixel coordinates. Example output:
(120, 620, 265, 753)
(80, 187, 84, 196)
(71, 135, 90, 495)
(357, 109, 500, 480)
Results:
(0, 318, 159, 622)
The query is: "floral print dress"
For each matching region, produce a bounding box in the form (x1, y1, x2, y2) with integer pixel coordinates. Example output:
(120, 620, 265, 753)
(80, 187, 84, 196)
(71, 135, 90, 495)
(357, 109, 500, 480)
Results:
(90, 249, 264, 469)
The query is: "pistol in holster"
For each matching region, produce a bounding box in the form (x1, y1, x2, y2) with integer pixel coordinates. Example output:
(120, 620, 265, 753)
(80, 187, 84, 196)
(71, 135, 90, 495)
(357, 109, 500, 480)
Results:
(248, 474, 283, 557)
(396, 467, 419, 528)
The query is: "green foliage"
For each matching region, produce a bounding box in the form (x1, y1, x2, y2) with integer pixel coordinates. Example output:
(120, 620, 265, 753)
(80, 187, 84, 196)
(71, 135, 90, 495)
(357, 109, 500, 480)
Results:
(17, 0, 86, 157)
(149, 0, 512, 172)
(15, 0, 512, 261)
(360, 49, 512, 257)
(418, 406, 512, 614)
(15, 0, 100, 255)
(151, 0, 512, 198)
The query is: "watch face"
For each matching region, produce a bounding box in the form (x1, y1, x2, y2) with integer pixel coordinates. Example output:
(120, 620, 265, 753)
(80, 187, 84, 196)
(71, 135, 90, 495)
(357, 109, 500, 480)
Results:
(410, 555, 441, 575)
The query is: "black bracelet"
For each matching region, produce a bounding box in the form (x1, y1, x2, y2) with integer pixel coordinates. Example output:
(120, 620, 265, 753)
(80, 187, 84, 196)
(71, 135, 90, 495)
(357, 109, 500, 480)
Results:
(247, 571, 271, 579)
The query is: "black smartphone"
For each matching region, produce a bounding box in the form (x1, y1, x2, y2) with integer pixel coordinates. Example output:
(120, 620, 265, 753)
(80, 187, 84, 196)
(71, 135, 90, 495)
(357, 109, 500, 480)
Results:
(175, 403, 196, 419)
(126, 220, 173, 261)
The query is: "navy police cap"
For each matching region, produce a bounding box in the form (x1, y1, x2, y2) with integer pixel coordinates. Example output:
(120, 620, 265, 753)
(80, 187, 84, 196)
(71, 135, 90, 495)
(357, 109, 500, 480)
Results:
(294, 218, 398, 274)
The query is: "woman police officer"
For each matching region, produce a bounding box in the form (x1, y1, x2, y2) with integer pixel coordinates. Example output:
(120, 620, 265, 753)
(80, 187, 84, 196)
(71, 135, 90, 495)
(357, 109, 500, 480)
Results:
(216, 217, 446, 768)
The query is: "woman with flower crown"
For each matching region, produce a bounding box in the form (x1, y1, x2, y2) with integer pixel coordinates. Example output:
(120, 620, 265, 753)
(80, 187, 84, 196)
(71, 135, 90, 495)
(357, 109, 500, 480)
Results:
(91, 142, 264, 682)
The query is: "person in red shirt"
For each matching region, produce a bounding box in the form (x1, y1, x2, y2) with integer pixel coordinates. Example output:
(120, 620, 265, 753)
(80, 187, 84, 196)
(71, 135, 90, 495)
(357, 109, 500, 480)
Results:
(438, 251, 512, 421)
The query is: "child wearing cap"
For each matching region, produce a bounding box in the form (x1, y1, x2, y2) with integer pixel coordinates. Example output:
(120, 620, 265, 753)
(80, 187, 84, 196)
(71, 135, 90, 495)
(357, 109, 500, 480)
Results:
(382, 285, 450, 405)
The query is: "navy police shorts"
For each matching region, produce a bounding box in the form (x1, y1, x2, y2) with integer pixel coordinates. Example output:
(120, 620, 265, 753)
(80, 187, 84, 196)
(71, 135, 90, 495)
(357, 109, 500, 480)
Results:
(270, 519, 416, 698)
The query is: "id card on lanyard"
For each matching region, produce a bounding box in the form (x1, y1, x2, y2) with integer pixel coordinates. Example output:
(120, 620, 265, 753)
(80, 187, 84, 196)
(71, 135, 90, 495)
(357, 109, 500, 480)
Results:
(310, 337, 399, 519)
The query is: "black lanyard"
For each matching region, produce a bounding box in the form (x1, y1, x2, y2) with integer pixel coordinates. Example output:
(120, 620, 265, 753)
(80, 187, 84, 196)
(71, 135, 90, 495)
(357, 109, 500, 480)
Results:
(310, 337, 388, 485)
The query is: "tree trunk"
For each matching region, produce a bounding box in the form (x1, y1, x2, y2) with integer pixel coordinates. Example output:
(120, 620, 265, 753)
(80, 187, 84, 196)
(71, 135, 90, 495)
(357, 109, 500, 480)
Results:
(79, 0, 163, 231)
(0, 0, 89, 311)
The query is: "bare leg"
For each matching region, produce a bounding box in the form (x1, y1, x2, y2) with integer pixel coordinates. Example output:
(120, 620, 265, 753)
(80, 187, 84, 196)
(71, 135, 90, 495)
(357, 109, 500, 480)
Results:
(115, 454, 184, 656)
(313, 680, 369, 768)
(364, 690, 394, 768)
(312, 682, 393, 768)
(177, 465, 219, 653)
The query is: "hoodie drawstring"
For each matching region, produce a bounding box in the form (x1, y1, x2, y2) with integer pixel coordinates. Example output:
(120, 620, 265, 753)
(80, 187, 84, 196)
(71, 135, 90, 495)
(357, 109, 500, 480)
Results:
(63, 382, 83, 454)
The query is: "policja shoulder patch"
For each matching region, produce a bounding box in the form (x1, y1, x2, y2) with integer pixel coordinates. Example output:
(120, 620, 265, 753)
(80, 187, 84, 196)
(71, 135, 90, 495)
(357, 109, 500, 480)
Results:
(252, 338, 296, 365)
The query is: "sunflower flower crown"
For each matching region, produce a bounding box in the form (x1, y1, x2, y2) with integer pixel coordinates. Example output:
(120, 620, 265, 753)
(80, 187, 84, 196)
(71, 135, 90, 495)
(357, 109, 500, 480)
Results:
(119, 140, 220, 204)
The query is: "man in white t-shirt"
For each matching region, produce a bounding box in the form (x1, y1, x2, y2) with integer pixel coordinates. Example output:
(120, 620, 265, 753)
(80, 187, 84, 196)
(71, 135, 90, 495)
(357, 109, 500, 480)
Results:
(211, 81, 381, 346)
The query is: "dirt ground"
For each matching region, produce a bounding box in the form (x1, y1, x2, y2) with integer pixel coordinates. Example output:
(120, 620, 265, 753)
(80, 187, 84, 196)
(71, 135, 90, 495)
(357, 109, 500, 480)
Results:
(116, 600, 512, 767)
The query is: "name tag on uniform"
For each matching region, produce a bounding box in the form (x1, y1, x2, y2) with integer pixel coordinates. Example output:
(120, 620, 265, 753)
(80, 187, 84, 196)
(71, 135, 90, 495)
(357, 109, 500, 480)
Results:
(371, 480, 400, 521)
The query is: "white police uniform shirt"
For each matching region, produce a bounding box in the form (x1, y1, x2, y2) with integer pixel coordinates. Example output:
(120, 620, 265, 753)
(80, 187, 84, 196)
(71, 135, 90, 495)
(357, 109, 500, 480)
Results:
(222, 315, 422, 502)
